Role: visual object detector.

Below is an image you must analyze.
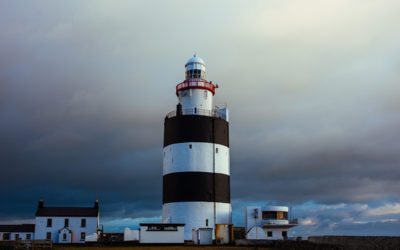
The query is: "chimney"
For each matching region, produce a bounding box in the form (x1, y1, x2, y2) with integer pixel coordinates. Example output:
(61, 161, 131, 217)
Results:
(38, 199, 44, 208)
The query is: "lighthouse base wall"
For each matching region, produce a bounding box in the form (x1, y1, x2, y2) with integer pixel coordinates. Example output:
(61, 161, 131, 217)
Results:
(162, 202, 231, 240)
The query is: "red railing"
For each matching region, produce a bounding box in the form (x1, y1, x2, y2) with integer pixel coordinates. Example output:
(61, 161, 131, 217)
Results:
(176, 79, 217, 95)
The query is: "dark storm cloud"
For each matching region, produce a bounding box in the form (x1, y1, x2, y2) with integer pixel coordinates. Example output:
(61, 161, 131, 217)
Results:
(0, 0, 171, 219)
(230, 121, 400, 204)
(1, 0, 400, 235)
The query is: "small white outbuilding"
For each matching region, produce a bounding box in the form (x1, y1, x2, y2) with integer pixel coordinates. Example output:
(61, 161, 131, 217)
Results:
(139, 223, 185, 244)
(245, 205, 297, 240)
(192, 228, 213, 245)
(123, 227, 139, 241)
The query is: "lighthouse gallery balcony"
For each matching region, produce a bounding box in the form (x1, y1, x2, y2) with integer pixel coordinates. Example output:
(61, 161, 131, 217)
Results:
(176, 79, 217, 95)
(166, 107, 229, 121)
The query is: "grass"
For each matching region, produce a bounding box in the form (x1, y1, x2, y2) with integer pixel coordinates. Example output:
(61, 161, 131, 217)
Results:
(54, 246, 276, 250)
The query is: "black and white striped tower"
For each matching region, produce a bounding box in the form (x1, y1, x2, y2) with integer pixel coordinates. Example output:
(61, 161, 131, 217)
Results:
(162, 55, 231, 240)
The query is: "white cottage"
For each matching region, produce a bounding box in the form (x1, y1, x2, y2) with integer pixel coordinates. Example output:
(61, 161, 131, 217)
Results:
(34, 200, 99, 243)
(0, 224, 35, 241)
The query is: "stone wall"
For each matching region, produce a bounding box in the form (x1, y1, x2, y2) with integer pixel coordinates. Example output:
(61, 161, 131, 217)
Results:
(309, 236, 400, 250)
(235, 239, 342, 249)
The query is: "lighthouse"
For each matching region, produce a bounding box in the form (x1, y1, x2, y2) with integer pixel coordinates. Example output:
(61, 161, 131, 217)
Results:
(162, 55, 231, 240)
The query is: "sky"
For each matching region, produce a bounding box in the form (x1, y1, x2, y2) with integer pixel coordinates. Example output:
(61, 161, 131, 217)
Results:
(1, 0, 400, 236)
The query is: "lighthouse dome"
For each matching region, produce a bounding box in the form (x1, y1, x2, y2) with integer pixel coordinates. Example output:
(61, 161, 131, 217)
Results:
(185, 54, 205, 67)
(185, 54, 206, 80)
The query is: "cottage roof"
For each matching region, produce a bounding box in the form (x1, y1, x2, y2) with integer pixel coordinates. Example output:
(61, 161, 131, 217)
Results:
(35, 200, 99, 217)
(0, 224, 35, 232)
(35, 207, 98, 217)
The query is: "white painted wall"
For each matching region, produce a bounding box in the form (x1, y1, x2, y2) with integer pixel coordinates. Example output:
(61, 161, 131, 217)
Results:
(139, 226, 184, 244)
(178, 88, 213, 111)
(246, 227, 267, 240)
(245, 206, 262, 230)
(162, 202, 231, 240)
(35, 216, 98, 243)
(262, 228, 289, 240)
(124, 228, 139, 241)
(246, 226, 288, 240)
(216, 107, 229, 121)
(163, 143, 229, 175)
(0, 232, 34, 241)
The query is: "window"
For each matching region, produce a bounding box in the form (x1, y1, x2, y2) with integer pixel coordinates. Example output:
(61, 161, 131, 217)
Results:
(80, 232, 86, 241)
(262, 211, 275, 219)
(15, 234, 19, 240)
(206, 219, 209, 227)
(26, 234, 31, 240)
(267, 231, 273, 237)
(47, 218, 52, 227)
(282, 231, 287, 238)
(186, 70, 200, 79)
(64, 218, 69, 227)
(147, 225, 161, 231)
(147, 225, 178, 231)
(262, 211, 288, 220)
(81, 218, 86, 228)
(3, 233, 10, 240)
(193, 69, 201, 78)
(216, 147, 219, 153)
(63, 233, 67, 241)
(189, 144, 192, 149)
(277, 211, 288, 220)
(46, 232, 51, 240)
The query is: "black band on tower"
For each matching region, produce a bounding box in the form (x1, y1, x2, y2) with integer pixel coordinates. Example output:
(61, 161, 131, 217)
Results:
(163, 172, 230, 204)
(164, 115, 229, 147)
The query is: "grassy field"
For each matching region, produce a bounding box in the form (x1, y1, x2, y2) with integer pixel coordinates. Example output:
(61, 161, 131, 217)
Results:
(54, 247, 276, 250)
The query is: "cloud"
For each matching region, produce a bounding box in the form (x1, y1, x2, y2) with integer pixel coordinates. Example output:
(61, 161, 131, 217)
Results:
(365, 203, 400, 217)
(101, 216, 161, 232)
(287, 202, 400, 236)
(301, 218, 317, 226)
